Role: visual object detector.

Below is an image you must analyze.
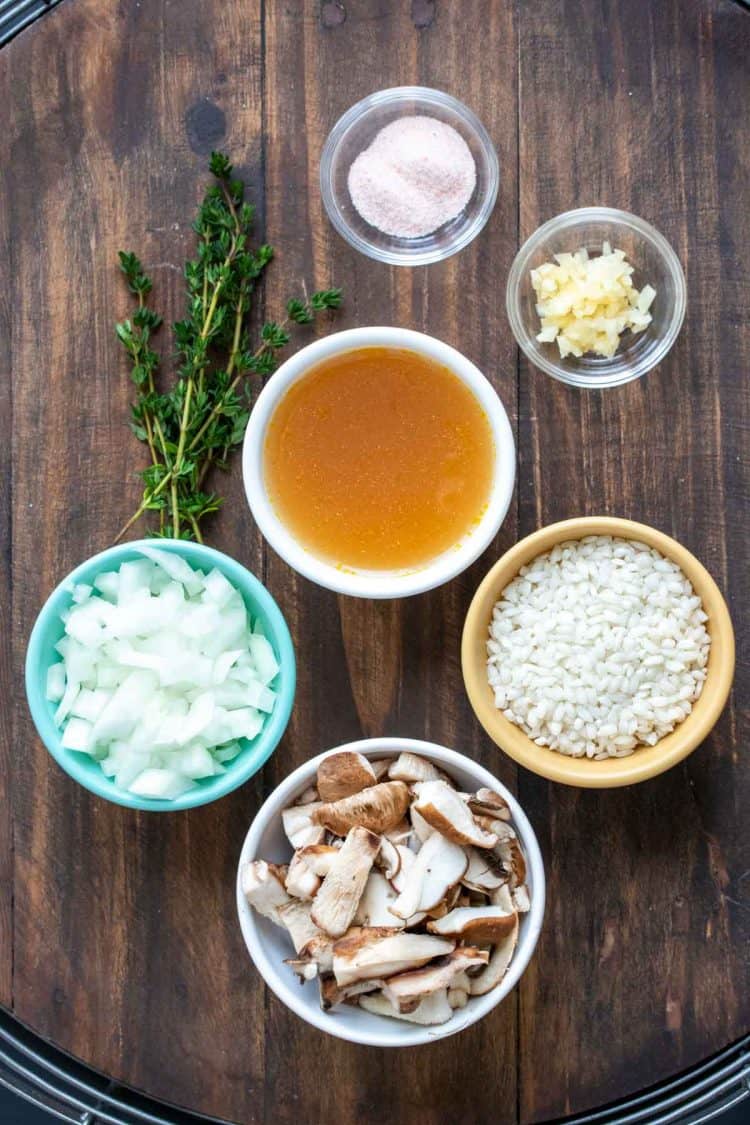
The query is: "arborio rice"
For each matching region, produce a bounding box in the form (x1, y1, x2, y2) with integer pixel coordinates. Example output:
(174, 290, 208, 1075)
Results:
(486, 536, 711, 759)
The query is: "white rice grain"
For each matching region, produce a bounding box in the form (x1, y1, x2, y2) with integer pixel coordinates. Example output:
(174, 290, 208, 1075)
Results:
(486, 536, 711, 759)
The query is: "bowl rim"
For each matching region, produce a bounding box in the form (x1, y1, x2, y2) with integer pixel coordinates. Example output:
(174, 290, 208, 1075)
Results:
(235, 735, 546, 1046)
(242, 327, 516, 599)
(320, 85, 500, 266)
(505, 206, 687, 389)
(24, 538, 296, 811)
(461, 517, 735, 788)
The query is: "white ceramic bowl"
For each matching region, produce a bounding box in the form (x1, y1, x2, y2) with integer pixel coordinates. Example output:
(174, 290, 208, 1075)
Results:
(242, 328, 516, 599)
(236, 737, 545, 1047)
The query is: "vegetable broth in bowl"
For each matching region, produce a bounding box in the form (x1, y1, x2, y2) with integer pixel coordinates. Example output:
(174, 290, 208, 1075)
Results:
(243, 327, 516, 599)
(263, 347, 495, 571)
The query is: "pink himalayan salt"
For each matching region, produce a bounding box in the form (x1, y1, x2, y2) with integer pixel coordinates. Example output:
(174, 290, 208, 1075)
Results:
(347, 115, 477, 239)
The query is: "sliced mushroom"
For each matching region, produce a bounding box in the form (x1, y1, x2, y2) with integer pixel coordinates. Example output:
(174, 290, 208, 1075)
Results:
(386, 848, 427, 928)
(294, 843, 339, 878)
(295, 784, 320, 806)
(316, 751, 378, 803)
(277, 899, 325, 953)
(370, 757, 392, 781)
(443, 883, 463, 913)
(492, 883, 514, 913)
(311, 826, 381, 938)
(297, 932, 335, 974)
(474, 818, 527, 890)
(281, 803, 326, 849)
(387, 751, 451, 785)
(284, 958, 319, 983)
(461, 847, 507, 893)
(358, 989, 453, 1025)
(502, 839, 527, 890)
(383, 818, 412, 845)
(318, 974, 383, 1011)
(355, 871, 405, 928)
(512, 884, 531, 913)
(332, 927, 454, 987)
(376, 835, 401, 880)
(381, 948, 489, 1013)
(312, 782, 410, 836)
(241, 860, 291, 925)
(388, 844, 417, 894)
(474, 814, 517, 844)
(448, 987, 469, 1009)
(409, 805, 435, 846)
(285, 852, 322, 901)
(426, 905, 517, 944)
(413, 781, 498, 849)
(469, 901, 519, 997)
(389, 832, 467, 920)
(463, 788, 512, 821)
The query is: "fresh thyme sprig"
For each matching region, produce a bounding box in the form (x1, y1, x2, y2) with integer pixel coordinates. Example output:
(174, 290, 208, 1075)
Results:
(114, 152, 342, 542)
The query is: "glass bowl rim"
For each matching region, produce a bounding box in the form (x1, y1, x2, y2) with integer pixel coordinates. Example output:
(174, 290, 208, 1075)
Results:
(320, 85, 500, 266)
(505, 206, 687, 389)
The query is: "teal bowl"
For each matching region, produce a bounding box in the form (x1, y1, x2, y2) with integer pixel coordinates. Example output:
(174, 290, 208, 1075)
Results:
(25, 540, 296, 811)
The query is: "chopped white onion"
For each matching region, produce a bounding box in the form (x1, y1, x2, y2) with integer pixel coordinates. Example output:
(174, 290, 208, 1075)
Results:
(47, 550, 279, 799)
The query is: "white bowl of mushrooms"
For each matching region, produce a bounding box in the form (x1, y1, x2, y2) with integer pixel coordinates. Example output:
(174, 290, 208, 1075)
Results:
(236, 737, 545, 1046)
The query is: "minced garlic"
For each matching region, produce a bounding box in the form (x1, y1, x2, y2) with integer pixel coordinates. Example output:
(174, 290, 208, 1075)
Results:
(531, 242, 656, 359)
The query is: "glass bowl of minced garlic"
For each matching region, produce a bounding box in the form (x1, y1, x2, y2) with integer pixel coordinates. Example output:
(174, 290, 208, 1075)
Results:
(506, 207, 686, 389)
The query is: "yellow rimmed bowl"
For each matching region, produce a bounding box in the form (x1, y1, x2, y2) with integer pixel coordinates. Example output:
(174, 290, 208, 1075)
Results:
(461, 517, 734, 788)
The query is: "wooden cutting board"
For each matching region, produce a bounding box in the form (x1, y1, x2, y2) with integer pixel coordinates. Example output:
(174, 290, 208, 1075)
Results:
(1, 0, 748, 1121)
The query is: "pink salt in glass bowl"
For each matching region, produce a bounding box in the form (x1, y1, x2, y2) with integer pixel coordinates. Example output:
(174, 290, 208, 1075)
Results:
(320, 87, 499, 266)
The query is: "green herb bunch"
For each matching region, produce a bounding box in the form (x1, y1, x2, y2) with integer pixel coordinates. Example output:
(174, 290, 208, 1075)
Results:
(114, 152, 341, 542)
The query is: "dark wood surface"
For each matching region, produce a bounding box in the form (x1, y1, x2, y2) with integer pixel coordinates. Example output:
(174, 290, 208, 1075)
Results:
(2, 1, 748, 1122)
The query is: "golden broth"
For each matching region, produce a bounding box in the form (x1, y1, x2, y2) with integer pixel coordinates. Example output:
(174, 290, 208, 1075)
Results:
(263, 346, 495, 570)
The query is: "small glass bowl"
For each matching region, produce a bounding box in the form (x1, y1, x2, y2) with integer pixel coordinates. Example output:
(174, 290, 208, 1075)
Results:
(506, 207, 687, 389)
(320, 87, 499, 267)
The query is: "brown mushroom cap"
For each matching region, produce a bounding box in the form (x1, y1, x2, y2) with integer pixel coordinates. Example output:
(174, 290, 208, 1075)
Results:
(413, 781, 499, 849)
(381, 948, 488, 1013)
(426, 905, 517, 943)
(332, 927, 454, 987)
(318, 974, 383, 1011)
(387, 751, 451, 786)
(312, 781, 410, 836)
(316, 751, 378, 803)
(468, 914, 520, 996)
(464, 788, 512, 821)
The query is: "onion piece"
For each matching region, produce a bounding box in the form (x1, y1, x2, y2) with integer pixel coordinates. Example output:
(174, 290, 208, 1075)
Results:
(47, 552, 280, 799)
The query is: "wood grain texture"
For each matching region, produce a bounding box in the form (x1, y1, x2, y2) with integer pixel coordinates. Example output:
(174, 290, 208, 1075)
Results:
(0, 0, 747, 1122)
(0, 44, 13, 1010)
(260, 2, 519, 1122)
(517, 0, 750, 1120)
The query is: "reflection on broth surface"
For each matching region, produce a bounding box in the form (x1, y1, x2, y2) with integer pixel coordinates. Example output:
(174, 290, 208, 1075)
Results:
(263, 347, 495, 570)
